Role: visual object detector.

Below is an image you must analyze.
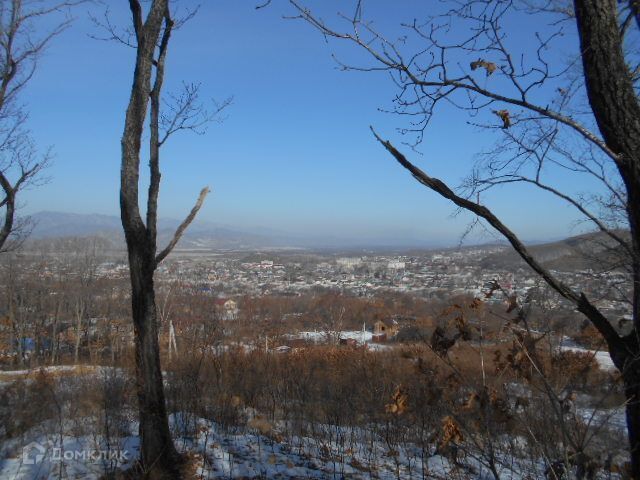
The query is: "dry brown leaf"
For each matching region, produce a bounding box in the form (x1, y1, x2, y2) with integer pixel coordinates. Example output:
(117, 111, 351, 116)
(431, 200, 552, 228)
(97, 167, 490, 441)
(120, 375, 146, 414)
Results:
(470, 58, 497, 75)
(469, 298, 483, 310)
(385, 385, 408, 415)
(440, 416, 464, 447)
(493, 109, 511, 128)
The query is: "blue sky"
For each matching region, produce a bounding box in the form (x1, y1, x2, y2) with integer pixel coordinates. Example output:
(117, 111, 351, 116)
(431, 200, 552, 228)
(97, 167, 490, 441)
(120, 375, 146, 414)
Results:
(20, 1, 606, 246)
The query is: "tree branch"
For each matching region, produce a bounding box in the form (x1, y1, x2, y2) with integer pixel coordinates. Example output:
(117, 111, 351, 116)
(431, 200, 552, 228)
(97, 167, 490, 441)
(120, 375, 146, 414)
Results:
(629, 0, 640, 32)
(477, 175, 633, 258)
(371, 127, 623, 357)
(155, 187, 210, 265)
(128, 0, 143, 42)
(147, 8, 173, 249)
(121, 0, 169, 240)
(0, 171, 15, 249)
(289, 0, 617, 161)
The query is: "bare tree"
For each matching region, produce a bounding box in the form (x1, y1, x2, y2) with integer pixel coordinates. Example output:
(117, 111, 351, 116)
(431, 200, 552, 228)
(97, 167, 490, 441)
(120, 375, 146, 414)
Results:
(0, 0, 80, 251)
(69, 238, 101, 363)
(288, 0, 640, 475)
(117, 1, 227, 477)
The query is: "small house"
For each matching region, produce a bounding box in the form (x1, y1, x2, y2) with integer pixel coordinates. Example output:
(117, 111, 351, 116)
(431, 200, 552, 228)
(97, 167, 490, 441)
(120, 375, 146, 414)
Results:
(373, 320, 399, 338)
(214, 298, 238, 321)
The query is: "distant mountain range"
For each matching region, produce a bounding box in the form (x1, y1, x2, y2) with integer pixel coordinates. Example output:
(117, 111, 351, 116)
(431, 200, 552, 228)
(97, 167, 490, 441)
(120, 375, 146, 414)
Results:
(25, 211, 459, 250)
(479, 229, 630, 271)
(23, 212, 629, 263)
(27, 211, 288, 251)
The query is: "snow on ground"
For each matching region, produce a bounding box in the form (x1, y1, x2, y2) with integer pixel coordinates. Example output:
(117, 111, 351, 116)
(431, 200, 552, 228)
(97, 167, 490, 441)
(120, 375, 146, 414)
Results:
(559, 338, 616, 371)
(286, 330, 392, 351)
(0, 365, 81, 378)
(0, 367, 627, 480)
(0, 429, 139, 479)
(578, 406, 627, 433)
(0, 412, 559, 480)
(366, 342, 392, 351)
(0, 365, 127, 389)
(338, 330, 373, 343)
(0, 365, 101, 388)
(0, 355, 624, 479)
(287, 330, 374, 345)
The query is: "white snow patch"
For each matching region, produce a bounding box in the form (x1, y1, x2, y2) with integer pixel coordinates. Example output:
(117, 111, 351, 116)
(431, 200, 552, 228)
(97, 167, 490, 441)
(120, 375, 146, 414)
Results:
(560, 338, 616, 371)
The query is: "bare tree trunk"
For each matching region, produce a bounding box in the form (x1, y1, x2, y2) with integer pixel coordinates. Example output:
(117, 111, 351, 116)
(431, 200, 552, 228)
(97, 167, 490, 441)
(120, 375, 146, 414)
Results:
(0, 1, 69, 253)
(50, 306, 59, 365)
(129, 246, 178, 476)
(119, 0, 182, 471)
(15, 313, 24, 368)
(74, 301, 84, 364)
(119, 1, 210, 477)
(8, 308, 20, 367)
(573, 0, 640, 475)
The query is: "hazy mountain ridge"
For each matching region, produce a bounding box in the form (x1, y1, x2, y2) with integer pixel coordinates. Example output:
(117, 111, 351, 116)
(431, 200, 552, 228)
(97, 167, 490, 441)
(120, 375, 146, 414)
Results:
(479, 229, 630, 271)
(27, 211, 285, 250)
(24, 211, 443, 250)
(23, 212, 629, 261)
